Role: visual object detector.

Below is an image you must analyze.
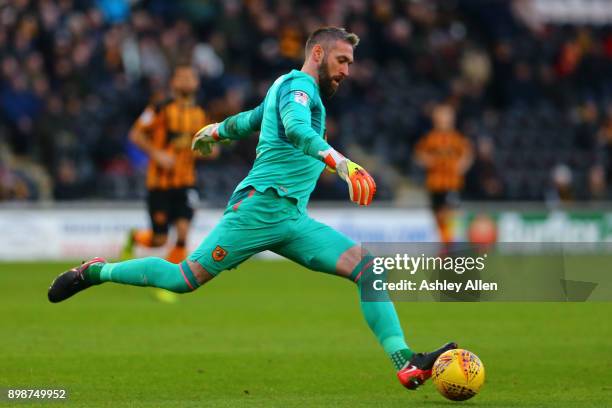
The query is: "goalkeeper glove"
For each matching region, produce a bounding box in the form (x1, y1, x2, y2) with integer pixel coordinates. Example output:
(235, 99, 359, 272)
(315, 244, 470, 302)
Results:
(321, 148, 376, 206)
(192, 123, 221, 155)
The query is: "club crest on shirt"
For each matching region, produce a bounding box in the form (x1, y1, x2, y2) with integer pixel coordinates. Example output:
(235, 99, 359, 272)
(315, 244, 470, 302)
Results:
(293, 91, 309, 106)
(212, 245, 228, 262)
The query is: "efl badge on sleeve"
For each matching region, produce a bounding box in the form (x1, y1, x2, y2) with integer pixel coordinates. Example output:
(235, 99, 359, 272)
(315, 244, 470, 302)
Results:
(293, 91, 309, 106)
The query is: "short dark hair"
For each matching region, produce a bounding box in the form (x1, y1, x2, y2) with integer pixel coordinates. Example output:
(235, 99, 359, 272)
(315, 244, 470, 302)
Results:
(305, 27, 360, 54)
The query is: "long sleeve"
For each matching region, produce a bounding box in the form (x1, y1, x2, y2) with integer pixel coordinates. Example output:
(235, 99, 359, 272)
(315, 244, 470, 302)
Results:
(279, 87, 331, 160)
(218, 102, 264, 140)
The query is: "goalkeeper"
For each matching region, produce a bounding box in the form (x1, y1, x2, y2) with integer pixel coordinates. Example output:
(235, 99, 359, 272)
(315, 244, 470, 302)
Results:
(48, 27, 455, 390)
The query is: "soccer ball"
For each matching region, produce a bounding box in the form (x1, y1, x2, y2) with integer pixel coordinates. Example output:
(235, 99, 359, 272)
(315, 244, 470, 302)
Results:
(431, 349, 485, 401)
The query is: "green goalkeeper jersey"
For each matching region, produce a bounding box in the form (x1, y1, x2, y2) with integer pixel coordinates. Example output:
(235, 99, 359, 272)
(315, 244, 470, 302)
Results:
(218, 69, 333, 213)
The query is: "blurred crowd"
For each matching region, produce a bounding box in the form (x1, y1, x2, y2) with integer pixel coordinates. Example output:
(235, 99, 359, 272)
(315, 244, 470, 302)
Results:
(2, 0, 612, 203)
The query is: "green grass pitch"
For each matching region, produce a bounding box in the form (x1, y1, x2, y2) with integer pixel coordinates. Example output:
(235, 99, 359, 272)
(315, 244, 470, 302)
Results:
(1, 260, 611, 407)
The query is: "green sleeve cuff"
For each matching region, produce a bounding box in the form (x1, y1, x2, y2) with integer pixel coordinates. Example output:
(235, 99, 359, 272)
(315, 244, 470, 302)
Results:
(305, 135, 332, 159)
(218, 121, 230, 139)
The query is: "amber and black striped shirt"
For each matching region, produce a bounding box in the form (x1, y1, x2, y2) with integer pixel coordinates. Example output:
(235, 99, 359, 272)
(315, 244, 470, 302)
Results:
(414, 130, 473, 192)
(132, 98, 208, 190)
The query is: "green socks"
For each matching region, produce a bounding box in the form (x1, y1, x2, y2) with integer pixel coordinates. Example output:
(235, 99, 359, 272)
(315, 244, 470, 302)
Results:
(390, 349, 414, 370)
(84, 258, 199, 293)
(353, 256, 413, 368)
(84, 262, 104, 284)
(359, 298, 413, 368)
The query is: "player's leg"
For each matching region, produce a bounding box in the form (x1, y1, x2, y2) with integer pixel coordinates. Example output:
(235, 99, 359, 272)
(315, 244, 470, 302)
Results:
(47, 256, 212, 303)
(48, 209, 250, 303)
(274, 215, 456, 389)
(121, 190, 169, 259)
(273, 217, 412, 362)
(166, 218, 189, 263)
(48, 188, 283, 302)
(165, 188, 197, 264)
(48, 205, 236, 303)
(430, 191, 454, 249)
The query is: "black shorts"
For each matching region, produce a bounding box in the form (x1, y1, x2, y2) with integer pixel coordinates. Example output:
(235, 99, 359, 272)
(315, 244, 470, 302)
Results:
(147, 188, 198, 235)
(429, 191, 460, 211)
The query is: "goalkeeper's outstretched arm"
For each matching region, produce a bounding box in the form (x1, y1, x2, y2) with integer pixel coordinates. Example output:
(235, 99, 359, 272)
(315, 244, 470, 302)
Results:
(192, 102, 264, 155)
(218, 102, 264, 140)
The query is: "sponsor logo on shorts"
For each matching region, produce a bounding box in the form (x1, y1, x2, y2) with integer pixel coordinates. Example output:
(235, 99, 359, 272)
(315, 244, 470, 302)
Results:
(212, 245, 228, 262)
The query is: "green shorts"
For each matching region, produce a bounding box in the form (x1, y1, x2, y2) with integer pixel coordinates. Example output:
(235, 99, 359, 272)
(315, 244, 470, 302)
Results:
(188, 187, 356, 277)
